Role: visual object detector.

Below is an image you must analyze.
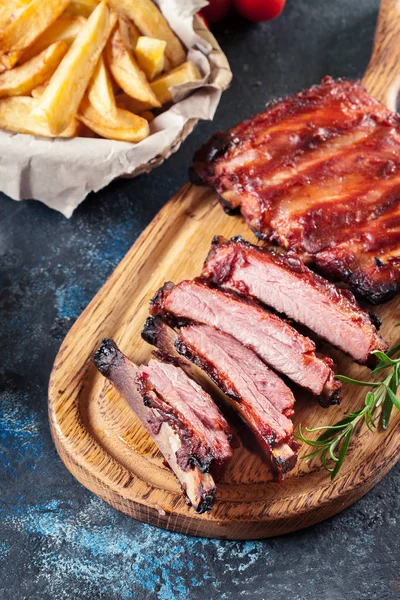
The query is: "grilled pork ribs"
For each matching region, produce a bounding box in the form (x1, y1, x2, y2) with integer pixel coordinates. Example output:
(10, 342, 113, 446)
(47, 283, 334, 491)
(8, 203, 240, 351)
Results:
(150, 279, 341, 404)
(143, 317, 299, 478)
(93, 339, 232, 513)
(202, 236, 388, 364)
(190, 77, 400, 304)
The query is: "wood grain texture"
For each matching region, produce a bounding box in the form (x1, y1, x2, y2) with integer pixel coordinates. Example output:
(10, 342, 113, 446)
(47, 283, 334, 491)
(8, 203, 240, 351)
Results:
(49, 183, 400, 539)
(362, 0, 400, 109)
(49, 0, 400, 539)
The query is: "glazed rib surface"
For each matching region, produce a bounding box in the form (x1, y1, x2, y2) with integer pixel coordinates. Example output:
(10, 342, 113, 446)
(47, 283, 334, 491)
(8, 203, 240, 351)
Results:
(202, 236, 388, 363)
(150, 279, 341, 403)
(190, 77, 400, 304)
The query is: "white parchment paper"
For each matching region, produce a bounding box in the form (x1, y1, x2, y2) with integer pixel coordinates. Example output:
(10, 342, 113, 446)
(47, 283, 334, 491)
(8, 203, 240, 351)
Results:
(0, 0, 231, 217)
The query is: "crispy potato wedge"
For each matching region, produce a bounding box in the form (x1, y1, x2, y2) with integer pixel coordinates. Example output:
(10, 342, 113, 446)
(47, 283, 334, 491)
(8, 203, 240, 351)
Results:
(135, 36, 166, 81)
(0, 0, 70, 71)
(83, 56, 149, 141)
(0, 41, 68, 98)
(0, 96, 79, 137)
(64, 0, 99, 18)
(118, 14, 140, 52)
(139, 110, 154, 122)
(31, 83, 48, 99)
(20, 15, 86, 64)
(105, 23, 160, 108)
(78, 95, 150, 142)
(87, 56, 117, 118)
(115, 92, 152, 114)
(31, 2, 117, 136)
(0, 0, 31, 30)
(108, 0, 186, 68)
(151, 61, 202, 105)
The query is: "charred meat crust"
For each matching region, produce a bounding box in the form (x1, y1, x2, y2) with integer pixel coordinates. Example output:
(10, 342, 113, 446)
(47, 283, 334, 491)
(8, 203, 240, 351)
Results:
(149, 281, 175, 317)
(93, 338, 122, 377)
(141, 316, 162, 346)
(189, 131, 235, 186)
(193, 484, 216, 514)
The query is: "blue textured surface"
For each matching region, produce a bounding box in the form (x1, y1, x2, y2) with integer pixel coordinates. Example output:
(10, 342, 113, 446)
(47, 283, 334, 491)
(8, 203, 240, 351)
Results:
(1, 1, 399, 598)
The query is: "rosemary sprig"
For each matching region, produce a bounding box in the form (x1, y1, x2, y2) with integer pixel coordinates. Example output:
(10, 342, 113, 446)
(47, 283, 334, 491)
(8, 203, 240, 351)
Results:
(297, 327, 400, 479)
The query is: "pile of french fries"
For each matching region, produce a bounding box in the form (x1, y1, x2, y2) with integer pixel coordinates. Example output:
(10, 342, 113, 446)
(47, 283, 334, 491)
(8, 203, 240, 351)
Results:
(0, 0, 203, 142)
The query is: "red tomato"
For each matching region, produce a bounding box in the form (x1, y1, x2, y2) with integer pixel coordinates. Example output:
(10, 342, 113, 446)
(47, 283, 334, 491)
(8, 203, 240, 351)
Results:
(200, 0, 232, 24)
(234, 0, 286, 21)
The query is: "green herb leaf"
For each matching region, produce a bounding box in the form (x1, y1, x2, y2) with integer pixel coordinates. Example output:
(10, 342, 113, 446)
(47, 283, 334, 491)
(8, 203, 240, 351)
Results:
(298, 332, 400, 479)
(381, 395, 393, 430)
(331, 428, 352, 479)
(371, 350, 397, 365)
(334, 375, 381, 387)
(385, 386, 400, 410)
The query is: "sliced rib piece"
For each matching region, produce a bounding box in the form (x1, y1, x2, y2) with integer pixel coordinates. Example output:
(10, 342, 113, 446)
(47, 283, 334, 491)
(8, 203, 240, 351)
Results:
(150, 279, 341, 404)
(142, 317, 298, 478)
(93, 339, 231, 513)
(202, 236, 388, 364)
(135, 359, 232, 478)
(176, 324, 299, 476)
(190, 77, 400, 304)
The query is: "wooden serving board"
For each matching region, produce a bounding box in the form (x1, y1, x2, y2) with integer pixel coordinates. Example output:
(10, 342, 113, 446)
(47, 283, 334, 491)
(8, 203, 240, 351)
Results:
(49, 0, 400, 538)
(49, 182, 400, 539)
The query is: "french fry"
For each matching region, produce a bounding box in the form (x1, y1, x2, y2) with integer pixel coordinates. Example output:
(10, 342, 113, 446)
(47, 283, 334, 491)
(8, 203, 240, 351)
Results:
(87, 56, 117, 118)
(20, 16, 86, 64)
(31, 2, 117, 136)
(0, 0, 198, 144)
(82, 53, 150, 142)
(31, 83, 48, 99)
(0, 0, 31, 30)
(64, 0, 99, 18)
(105, 23, 160, 108)
(0, 96, 79, 137)
(135, 36, 166, 81)
(78, 95, 150, 142)
(108, 0, 186, 68)
(139, 110, 154, 122)
(151, 61, 202, 105)
(0, 0, 70, 71)
(115, 92, 152, 114)
(118, 14, 140, 53)
(0, 42, 68, 98)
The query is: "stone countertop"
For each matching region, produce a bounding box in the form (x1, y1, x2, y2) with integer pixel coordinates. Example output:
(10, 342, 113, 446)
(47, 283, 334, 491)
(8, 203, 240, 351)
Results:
(0, 1, 399, 599)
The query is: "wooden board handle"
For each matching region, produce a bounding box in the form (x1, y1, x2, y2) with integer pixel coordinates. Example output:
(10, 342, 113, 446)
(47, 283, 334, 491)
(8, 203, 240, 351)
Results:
(362, 0, 400, 109)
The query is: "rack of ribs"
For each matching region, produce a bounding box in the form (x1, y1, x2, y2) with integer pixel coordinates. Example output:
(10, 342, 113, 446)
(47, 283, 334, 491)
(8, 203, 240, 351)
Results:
(190, 76, 400, 304)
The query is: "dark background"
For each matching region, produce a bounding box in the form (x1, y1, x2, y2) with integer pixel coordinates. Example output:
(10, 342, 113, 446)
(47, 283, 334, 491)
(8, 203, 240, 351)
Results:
(1, 1, 399, 599)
